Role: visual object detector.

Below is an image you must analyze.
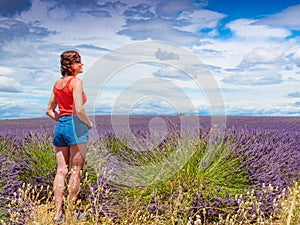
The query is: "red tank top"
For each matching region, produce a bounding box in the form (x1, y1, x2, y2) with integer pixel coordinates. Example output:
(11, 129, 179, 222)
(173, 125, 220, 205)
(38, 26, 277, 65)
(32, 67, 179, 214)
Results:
(54, 77, 87, 116)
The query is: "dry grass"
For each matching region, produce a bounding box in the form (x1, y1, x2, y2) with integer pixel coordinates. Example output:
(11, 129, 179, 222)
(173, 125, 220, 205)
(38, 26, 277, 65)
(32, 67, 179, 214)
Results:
(2, 180, 299, 225)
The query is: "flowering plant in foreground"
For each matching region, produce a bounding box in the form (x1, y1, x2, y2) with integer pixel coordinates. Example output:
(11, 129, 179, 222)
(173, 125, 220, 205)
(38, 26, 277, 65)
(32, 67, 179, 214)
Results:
(0, 116, 299, 224)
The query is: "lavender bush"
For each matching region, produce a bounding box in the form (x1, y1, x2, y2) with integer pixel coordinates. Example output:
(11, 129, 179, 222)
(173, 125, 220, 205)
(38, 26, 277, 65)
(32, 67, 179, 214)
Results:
(0, 116, 299, 224)
(0, 153, 23, 223)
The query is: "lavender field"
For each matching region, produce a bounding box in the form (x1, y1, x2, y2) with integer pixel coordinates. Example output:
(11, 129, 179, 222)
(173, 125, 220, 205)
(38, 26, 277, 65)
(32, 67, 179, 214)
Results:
(0, 116, 299, 224)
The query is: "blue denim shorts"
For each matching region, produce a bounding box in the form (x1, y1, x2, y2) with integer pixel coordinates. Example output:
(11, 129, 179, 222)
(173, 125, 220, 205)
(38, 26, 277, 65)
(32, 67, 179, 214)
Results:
(53, 116, 89, 147)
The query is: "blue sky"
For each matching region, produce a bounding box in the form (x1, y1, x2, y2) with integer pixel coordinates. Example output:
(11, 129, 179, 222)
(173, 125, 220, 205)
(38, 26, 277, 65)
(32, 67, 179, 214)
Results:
(1, 0, 300, 119)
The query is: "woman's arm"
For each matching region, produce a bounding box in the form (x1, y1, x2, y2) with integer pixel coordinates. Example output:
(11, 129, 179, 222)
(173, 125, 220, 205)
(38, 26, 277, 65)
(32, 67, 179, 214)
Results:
(46, 91, 60, 121)
(72, 78, 93, 129)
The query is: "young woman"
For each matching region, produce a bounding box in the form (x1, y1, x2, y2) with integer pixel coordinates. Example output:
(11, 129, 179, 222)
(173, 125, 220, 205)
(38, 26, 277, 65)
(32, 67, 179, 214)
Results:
(46, 50, 93, 223)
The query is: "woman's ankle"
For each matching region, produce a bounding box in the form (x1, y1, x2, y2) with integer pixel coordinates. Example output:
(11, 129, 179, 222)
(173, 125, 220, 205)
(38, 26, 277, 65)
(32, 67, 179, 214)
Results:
(55, 210, 63, 217)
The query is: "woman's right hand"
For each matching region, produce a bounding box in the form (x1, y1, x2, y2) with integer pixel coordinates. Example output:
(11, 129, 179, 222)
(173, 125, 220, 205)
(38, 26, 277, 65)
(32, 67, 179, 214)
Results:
(87, 121, 93, 130)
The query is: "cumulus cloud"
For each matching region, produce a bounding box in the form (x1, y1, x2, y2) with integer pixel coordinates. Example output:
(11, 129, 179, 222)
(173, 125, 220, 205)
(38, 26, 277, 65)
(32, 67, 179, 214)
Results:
(225, 102, 300, 116)
(155, 48, 179, 60)
(153, 65, 189, 81)
(123, 3, 155, 19)
(255, 4, 300, 30)
(242, 47, 283, 64)
(0, 67, 14, 74)
(0, 97, 45, 119)
(118, 1, 210, 45)
(0, 19, 53, 45)
(226, 19, 291, 40)
(0, 76, 23, 92)
(177, 9, 225, 35)
(239, 43, 294, 67)
(129, 98, 178, 115)
(156, 1, 195, 18)
(118, 17, 200, 45)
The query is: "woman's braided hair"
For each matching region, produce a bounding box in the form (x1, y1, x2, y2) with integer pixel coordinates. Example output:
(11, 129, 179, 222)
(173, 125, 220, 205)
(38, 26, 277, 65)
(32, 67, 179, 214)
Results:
(60, 50, 81, 76)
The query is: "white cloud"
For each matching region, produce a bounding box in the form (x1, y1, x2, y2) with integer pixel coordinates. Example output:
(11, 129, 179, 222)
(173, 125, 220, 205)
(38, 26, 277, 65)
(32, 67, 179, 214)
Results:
(226, 102, 300, 116)
(153, 65, 189, 80)
(177, 9, 225, 35)
(0, 76, 23, 92)
(226, 19, 291, 40)
(0, 67, 14, 74)
(156, 0, 195, 18)
(118, 17, 200, 45)
(240, 40, 295, 66)
(155, 48, 180, 60)
(243, 47, 283, 64)
(18, 0, 131, 49)
(255, 4, 300, 30)
(128, 98, 178, 115)
(222, 70, 282, 86)
(192, 37, 291, 70)
(192, 36, 299, 89)
(0, 96, 45, 119)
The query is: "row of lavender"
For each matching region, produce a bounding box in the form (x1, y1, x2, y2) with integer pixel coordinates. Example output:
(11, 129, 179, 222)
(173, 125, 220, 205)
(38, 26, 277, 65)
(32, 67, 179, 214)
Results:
(1, 115, 300, 135)
(0, 116, 299, 223)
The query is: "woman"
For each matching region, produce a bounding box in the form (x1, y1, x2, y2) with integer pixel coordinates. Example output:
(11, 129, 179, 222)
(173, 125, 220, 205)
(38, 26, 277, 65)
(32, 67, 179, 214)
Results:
(46, 50, 93, 224)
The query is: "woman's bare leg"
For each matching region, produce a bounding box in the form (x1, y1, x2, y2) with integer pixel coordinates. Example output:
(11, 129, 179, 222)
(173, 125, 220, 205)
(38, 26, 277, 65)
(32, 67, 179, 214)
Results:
(54, 146, 70, 217)
(68, 143, 86, 210)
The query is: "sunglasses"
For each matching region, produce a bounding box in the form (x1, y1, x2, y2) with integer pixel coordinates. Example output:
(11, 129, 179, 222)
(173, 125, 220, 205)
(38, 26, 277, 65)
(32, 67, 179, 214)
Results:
(74, 58, 82, 63)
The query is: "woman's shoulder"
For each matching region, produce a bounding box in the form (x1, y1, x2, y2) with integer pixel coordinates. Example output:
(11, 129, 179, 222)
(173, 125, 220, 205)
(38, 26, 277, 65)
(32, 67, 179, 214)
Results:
(54, 77, 74, 89)
(70, 77, 82, 84)
(70, 77, 83, 89)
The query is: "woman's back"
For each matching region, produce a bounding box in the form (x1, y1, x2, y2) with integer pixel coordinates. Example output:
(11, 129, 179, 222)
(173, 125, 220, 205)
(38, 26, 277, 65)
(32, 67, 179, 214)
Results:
(54, 77, 74, 116)
(54, 77, 87, 116)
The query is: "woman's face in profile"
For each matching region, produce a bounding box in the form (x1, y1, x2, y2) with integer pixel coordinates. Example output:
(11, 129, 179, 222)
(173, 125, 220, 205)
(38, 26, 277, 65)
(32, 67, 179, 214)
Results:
(71, 60, 84, 74)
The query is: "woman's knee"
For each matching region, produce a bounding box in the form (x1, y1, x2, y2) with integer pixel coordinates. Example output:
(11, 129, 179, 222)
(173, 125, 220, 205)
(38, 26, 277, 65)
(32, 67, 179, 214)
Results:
(70, 164, 83, 177)
(56, 166, 69, 177)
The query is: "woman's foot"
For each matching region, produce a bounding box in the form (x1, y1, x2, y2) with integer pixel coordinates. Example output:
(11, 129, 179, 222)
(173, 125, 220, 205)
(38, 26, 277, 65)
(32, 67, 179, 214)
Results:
(53, 215, 63, 224)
